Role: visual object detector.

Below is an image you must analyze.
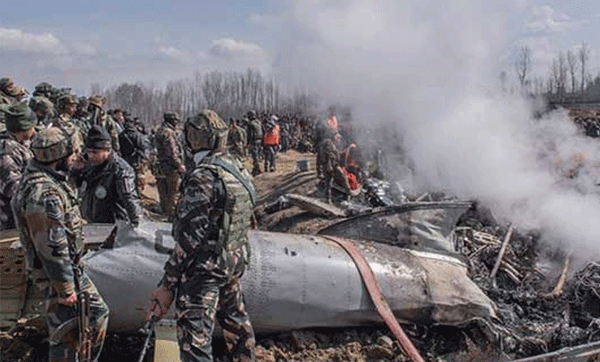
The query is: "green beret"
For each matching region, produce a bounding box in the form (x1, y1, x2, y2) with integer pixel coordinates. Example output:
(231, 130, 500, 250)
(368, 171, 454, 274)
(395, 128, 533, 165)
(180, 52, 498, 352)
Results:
(4, 102, 37, 132)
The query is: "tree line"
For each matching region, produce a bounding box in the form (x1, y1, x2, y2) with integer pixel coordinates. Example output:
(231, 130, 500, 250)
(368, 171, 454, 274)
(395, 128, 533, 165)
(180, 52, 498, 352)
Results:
(94, 69, 321, 128)
(511, 41, 600, 104)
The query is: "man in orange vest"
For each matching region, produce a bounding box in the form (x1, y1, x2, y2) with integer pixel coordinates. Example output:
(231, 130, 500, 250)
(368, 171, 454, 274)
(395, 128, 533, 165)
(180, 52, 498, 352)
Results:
(263, 115, 280, 172)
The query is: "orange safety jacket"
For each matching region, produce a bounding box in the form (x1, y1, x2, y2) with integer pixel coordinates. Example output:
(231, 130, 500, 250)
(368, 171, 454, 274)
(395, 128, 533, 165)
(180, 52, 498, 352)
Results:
(263, 124, 280, 146)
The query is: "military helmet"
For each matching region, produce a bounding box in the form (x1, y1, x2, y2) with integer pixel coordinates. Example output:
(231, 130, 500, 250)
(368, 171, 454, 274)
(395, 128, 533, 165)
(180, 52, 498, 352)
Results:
(29, 96, 54, 114)
(33, 82, 53, 97)
(31, 127, 74, 163)
(57, 94, 77, 109)
(185, 109, 228, 151)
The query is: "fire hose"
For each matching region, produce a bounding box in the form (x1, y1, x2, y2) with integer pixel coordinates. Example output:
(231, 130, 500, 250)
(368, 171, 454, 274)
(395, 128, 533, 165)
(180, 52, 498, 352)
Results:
(323, 235, 426, 362)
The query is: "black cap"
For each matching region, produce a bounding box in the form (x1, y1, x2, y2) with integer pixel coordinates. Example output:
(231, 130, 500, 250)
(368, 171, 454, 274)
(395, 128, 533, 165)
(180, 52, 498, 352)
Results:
(85, 125, 111, 149)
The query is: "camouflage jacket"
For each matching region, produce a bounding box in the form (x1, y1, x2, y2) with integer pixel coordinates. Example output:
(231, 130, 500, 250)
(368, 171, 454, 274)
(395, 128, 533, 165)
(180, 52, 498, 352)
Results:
(51, 113, 85, 153)
(155, 121, 183, 174)
(0, 132, 33, 230)
(11, 159, 85, 297)
(0, 91, 17, 105)
(159, 152, 254, 293)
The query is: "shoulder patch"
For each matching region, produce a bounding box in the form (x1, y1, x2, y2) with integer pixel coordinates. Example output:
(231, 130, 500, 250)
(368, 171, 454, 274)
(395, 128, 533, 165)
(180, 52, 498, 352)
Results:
(42, 191, 63, 221)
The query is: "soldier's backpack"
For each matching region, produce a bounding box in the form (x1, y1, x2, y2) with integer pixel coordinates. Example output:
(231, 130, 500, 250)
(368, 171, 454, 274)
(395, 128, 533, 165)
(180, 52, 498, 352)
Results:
(249, 120, 263, 142)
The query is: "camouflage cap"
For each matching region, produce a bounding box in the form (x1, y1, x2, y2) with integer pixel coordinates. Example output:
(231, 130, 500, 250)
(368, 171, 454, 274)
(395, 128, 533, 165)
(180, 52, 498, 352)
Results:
(88, 95, 105, 108)
(3, 102, 36, 132)
(31, 127, 74, 163)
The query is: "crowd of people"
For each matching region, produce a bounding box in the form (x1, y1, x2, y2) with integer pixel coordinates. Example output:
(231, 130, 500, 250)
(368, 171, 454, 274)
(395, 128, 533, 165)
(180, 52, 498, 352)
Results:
(0, 76, 375, 362)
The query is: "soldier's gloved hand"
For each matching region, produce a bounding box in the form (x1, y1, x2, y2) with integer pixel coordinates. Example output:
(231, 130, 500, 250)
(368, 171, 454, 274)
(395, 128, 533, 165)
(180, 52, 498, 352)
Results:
(177, 164, 186, 175)
(146, 285, 174, 321)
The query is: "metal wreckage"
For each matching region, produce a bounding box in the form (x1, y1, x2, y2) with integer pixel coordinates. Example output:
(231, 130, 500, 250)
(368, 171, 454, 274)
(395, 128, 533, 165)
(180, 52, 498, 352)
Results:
(3, 185, 600, 361)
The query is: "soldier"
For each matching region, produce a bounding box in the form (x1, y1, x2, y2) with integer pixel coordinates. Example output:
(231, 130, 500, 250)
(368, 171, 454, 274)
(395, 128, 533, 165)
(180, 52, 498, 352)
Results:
(32, 81, 54, 99)
(74, 97, 90, 125)
(73, 125, 142, 227)
(155, 112, 185, 219)
(119, 116, 151, 191)
(11, 127, 110, 362)
(86, 95, 120, 153)
(246, 110, 263, 176)
(30, 96, 55, 127)
(147, 110, 256, 362)
(52, 94, 86, 154)
(228, 118, 247, 159)
(0, 77, 27, 105)
(0, 103, 36, 230)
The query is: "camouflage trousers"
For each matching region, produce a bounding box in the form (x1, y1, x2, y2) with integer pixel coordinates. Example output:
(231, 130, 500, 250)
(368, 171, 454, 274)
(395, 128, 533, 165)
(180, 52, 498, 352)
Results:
(249, 142, 262, 175)
(175, 272, 255, 362)
(263, 145, 277, 172)
(156, 172, 181, 218)
(46, 272, 109, 362)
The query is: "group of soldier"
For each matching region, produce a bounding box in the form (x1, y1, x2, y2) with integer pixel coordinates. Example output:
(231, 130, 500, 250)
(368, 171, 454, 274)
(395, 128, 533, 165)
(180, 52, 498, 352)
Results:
(1, 77, 258, 362)
(0, 75, 370, 362)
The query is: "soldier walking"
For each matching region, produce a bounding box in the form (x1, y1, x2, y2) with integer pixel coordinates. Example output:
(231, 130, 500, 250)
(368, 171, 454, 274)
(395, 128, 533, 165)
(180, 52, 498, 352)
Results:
(12, 127, 110, 362)
(147, 110, 256, 362)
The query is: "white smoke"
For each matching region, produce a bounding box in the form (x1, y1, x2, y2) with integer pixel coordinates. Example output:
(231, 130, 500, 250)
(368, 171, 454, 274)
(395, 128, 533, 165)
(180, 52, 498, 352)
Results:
(274, 0, 600, 259)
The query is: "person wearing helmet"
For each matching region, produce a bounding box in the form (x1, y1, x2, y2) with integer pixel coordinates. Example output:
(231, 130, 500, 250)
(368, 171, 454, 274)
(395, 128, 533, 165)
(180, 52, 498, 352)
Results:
(86, 95, 120, 152)
(0, 77, 27, 105)
(11, 127, 109, 362)
(0, 102, 36, 230)
(147, 109, 256, 362)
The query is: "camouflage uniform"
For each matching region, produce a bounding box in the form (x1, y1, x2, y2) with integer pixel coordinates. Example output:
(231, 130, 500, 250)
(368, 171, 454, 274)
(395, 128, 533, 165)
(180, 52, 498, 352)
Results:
(52, 113, 85, 153)
(160, 152, 255, 362)
(228, 122, 247, 159)
(86, 96, 120, 153)
(157, 110, 255, 362)
(11, 128, 109, 362)
(155, 115, 184, 217)
(0, 132, 33, 230)
(246, 118, 263, 176)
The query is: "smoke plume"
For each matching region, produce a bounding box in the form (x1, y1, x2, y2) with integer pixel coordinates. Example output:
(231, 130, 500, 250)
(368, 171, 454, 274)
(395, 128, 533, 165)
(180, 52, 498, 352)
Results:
(274, 0, 600, 259)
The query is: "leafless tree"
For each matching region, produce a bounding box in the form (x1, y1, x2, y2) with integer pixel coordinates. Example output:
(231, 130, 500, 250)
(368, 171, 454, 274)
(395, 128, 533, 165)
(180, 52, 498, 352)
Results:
(579, 41, 590, 94)
(515, 45, 531, 89)
(566, 49, 578, 93)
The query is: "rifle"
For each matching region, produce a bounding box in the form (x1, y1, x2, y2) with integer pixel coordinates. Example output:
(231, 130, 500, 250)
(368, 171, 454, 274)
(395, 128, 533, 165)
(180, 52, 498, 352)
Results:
(73, 251, 92, 362)
(138, 316, 159, 362)
(77, 289, 92, 362)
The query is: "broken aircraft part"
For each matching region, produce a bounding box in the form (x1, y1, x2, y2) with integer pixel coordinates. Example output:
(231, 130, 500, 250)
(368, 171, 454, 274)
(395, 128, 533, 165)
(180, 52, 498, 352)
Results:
(1, 217, 496, 336)
(319, 201, 472, 254)
(285, 193, 346, 218)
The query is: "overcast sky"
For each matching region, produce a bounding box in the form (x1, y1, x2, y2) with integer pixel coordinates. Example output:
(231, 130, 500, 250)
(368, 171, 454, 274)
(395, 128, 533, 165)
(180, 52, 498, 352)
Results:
(0, 0, 599, 94)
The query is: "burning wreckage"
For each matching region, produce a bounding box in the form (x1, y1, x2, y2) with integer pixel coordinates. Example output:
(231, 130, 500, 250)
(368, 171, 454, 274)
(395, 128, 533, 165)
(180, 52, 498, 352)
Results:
(3, 192, 600, 361)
